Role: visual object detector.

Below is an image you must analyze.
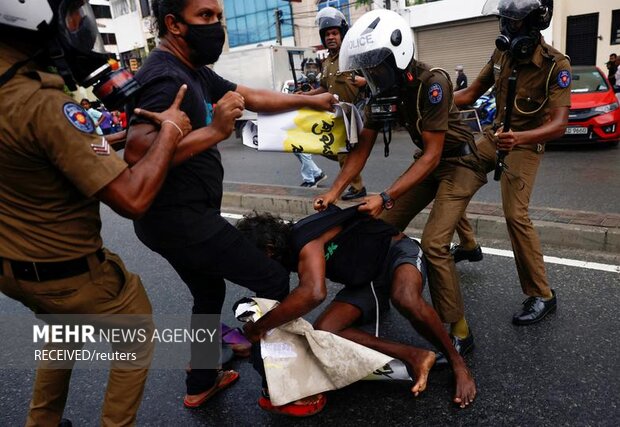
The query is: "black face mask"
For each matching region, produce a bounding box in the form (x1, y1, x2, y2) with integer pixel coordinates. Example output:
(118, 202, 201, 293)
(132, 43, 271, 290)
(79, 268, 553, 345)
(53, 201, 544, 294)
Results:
(182, 21, 226, 66)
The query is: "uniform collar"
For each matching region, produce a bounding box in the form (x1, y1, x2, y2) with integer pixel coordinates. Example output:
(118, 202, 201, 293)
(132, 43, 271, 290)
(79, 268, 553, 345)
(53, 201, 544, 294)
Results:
(327, 51, 340, 62)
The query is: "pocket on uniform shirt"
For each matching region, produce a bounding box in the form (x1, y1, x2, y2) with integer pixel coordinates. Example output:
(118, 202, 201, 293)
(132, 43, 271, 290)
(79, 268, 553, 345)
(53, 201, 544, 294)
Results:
(514, 89, 547, 115)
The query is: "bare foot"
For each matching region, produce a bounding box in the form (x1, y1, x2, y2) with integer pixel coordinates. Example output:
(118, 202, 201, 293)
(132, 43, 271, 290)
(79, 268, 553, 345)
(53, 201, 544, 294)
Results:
(293, 394, 324, 405)
(403, 349, 436, 397)
(452, 366, 476, 409)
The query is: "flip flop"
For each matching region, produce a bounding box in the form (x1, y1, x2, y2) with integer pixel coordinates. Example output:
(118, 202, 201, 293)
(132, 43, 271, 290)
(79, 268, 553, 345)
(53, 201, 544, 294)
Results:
(183, 370, 240, 408)
(258, 392, 327, 417)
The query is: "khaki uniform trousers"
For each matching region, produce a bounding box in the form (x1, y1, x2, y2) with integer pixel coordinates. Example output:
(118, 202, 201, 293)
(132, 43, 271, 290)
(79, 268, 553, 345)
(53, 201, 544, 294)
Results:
(459, 134, 551, 297)
(380, 153, 486, 323)
(0, 250, 153, 427)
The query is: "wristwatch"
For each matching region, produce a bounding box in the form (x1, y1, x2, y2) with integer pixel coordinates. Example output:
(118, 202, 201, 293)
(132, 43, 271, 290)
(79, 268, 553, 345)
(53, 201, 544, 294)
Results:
(379, 191, 395, 210)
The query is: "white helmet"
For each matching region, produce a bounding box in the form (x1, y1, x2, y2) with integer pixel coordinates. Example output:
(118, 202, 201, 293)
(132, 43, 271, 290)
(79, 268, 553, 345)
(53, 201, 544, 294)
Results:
(339, 9, 413, 96)
(0, 0, 138, 109)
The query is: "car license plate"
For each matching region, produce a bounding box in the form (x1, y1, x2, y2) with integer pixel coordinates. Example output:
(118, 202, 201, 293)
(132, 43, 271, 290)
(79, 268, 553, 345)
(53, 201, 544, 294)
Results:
(565, 126, 588, 135)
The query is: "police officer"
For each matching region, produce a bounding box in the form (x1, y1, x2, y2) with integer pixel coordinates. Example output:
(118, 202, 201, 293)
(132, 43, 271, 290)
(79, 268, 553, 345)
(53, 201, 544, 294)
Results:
(0, 1, 191, 425)
(453, 0, 570, 325)
(314, 10, 487, 363)
(305, 7, 368, 200)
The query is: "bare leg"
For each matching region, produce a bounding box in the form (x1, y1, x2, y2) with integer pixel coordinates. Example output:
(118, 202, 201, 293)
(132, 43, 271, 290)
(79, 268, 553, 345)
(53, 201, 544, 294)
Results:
(389, 264, 476, 408)
(314, 302, 435, 397)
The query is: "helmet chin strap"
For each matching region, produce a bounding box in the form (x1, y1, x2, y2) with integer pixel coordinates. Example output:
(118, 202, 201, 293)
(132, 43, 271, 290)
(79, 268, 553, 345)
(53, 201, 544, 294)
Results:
(46, 36, 78, 90)
(0, 48, 45, 89)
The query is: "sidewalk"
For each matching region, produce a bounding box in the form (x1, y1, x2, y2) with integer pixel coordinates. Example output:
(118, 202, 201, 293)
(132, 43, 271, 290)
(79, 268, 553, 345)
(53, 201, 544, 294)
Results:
(223, 181, 620, 253)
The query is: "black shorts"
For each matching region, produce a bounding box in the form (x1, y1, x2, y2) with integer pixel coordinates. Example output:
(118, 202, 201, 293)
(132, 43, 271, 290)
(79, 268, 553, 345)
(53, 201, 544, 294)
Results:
(333, 237, 427, 325)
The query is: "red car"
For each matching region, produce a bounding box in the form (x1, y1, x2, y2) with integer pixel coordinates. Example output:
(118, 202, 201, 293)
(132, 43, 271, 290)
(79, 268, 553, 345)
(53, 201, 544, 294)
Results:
(554, 66, 620, 146)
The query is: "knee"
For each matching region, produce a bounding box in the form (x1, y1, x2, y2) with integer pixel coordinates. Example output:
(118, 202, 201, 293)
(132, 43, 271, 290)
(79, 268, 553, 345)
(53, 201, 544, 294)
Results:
(503, 209, 529, 227)
(421, 238, 450, 259)
(390, 282, 425, 317)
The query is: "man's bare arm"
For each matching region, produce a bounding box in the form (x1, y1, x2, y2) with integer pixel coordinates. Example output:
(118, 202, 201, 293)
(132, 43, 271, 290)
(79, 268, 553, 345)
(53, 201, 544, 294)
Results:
(97, 85, 191, 219)
(125, 91, 244, 167)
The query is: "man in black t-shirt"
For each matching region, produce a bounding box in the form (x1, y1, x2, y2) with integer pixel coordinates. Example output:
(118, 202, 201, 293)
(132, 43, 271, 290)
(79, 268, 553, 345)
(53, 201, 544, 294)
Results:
(236, 206, 476, 410)
(125, 0, 337, 415)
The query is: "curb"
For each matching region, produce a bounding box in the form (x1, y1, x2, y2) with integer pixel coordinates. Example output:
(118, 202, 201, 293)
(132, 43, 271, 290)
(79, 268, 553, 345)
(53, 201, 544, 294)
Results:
(222, 184, 620, 254)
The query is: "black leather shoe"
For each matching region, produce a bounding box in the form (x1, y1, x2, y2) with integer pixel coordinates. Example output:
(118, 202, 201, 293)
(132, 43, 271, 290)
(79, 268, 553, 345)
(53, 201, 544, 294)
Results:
(341, 186, 367, 201)
(512, 290, 557, 326)
(58, 419, 73, 427)
(451, 244, 483, 263)
(435, 332, 474, 366)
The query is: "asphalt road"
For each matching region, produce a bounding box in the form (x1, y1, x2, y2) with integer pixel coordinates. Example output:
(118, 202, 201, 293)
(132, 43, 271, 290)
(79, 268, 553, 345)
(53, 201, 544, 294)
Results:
(1, 208, 618, 426)
(220, 130, 620, 214)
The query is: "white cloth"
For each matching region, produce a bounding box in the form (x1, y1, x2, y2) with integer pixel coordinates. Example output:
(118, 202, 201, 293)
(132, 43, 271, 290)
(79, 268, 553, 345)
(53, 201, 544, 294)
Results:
(236, 298, 393, 406)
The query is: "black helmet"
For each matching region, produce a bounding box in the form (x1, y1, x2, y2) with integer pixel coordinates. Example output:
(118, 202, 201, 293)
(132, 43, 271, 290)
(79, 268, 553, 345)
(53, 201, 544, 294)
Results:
(316, 7, 349, 47)
(483, 0, 553, 60)
(483, 0, 553, 31)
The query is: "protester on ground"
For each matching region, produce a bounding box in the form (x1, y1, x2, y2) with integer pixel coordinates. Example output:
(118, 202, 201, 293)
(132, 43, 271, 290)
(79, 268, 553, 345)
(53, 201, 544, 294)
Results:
(0, 1, 192, 424)
(237, 206, 477, 409)
(124, 0, 337, 415)
(453, 0, 570, 325)
(305, 7, 367, 201)
(314, 9, 488, 363)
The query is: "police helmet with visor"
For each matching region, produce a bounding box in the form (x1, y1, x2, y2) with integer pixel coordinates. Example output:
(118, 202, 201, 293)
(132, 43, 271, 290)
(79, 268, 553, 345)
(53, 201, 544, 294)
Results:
(339, 9, 414, 97)
(0, 0, 138, 109)
(316, 6, 349, 47)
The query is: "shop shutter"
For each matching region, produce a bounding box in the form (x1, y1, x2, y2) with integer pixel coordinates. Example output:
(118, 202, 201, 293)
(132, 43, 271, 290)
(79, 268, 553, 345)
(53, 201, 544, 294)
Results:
(415, 17, 499, 81)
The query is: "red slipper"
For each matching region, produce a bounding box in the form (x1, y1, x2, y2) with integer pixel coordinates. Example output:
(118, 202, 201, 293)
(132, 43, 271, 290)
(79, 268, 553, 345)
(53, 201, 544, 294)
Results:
(258, 393, 327, 417)
(183, 370, 240, 408)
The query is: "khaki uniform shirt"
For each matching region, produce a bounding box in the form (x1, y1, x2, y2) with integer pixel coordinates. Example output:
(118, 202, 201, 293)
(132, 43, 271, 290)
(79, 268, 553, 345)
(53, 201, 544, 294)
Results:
(478, 40, 572, 132)
(320, 52, 361, 103)
(0, 43, 127, 261)
(366, 61, 474, 154)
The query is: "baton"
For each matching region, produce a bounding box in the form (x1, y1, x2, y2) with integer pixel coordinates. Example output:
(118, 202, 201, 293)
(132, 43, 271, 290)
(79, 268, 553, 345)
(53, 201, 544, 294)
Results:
(494, 69, 517, 181)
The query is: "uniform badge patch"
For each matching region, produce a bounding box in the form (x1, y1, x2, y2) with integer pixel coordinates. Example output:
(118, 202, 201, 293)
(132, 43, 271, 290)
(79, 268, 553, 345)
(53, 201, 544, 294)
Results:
(557, 70, 571, 88)
(63, 103, 95, 134)
(428, 83, 443, 104)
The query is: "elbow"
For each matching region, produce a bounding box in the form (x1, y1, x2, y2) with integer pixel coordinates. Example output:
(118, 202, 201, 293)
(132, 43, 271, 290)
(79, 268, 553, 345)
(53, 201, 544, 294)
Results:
(123, 200, 151, 220)
(308, 287, 327, 307)
(113, 196, 151, 220)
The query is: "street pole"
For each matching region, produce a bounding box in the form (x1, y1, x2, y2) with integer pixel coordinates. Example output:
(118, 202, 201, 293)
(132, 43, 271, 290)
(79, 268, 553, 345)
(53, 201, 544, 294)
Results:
(274, 9, 282, 45)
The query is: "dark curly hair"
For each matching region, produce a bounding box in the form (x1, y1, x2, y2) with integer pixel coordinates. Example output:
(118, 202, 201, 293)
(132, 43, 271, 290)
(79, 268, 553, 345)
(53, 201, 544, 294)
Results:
(236, 212, 294, 271)
(152, 0, 189, 37)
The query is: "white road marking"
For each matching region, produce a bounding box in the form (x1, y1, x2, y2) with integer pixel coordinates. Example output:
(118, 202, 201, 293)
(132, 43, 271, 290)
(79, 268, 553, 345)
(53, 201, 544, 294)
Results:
(222, 213, 620, 274)
(483, 247, 620, 273)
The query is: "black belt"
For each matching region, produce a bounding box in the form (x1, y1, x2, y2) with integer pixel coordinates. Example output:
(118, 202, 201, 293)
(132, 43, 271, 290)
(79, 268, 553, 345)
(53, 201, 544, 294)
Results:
(442, 143, 473, 158)
(0, 249, 105, 282)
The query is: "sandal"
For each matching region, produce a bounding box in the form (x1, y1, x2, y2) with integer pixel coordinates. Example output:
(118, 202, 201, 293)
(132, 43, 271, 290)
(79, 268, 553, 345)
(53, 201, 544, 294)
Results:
(258, 390, 327, 417)
(183, 369, 240, 408)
